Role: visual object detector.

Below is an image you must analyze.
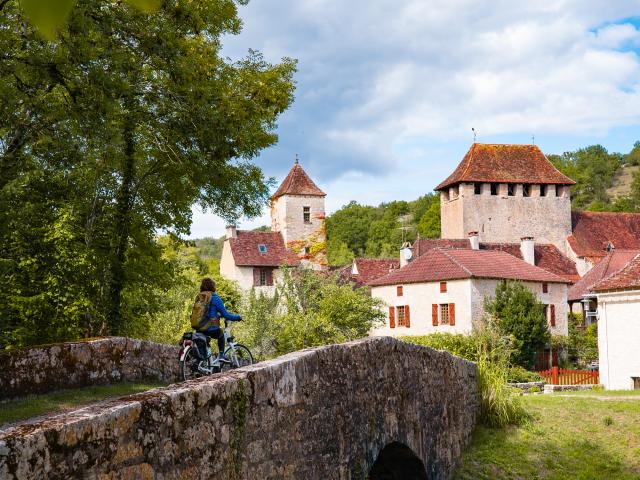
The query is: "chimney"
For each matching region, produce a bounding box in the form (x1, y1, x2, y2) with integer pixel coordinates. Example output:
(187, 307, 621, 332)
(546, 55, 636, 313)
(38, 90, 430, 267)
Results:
(520, 236, 535, 265)
(226, 225, 237, 239)
(468, 231, 479, 250)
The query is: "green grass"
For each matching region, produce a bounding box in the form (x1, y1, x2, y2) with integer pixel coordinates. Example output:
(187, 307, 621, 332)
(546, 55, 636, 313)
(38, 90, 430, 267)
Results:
(455, 393, 640, 479)
(0, 383, 165, 427)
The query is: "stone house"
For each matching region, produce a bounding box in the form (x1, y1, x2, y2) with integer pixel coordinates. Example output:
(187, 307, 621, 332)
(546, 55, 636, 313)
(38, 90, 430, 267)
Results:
(368, 247, 570, 338)
(592, 254, 640, 390)
(338, 258, 400, 289)
(220, 160, 327, 291)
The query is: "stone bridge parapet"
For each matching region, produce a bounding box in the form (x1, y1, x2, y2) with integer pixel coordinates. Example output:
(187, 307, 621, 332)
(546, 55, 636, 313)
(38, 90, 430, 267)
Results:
(0, 337, 477, 479)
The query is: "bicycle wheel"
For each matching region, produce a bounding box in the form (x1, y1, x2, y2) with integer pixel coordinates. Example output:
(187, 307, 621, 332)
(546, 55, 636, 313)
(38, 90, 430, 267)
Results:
(180, 346, 201, 381)
(221, 344, 254, 372)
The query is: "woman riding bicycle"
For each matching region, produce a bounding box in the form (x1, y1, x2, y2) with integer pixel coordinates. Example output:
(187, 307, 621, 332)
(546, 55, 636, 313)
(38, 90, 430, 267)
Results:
(197, 278, 241, 362)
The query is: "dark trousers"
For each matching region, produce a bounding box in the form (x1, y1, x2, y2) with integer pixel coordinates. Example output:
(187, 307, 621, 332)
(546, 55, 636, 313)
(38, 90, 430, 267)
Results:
(203, 328, 224, 355)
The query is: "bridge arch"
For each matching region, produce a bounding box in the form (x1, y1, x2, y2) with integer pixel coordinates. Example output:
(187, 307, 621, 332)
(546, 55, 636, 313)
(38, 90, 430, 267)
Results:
(369, 442, 428, 480)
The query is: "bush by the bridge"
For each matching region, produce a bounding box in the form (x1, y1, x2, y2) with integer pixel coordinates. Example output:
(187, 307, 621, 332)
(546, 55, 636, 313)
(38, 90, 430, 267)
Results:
(401, 323, 529, 428)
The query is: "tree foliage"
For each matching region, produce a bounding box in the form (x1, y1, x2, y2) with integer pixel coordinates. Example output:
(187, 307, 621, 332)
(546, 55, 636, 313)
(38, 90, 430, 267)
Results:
(0, 0, 295, 348)
(484, 281, 550, 369)
(234, 268, 385, 359)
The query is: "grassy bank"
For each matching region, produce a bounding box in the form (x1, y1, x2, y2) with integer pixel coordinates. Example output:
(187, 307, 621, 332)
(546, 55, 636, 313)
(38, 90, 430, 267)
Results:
(455, 391, 640, 479)
(0, 383, 165, 426)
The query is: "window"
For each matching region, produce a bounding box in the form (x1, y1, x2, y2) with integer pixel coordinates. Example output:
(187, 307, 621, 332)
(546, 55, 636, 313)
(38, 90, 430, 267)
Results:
(507, 183, 515, 196)
(303, 206, 311, 223)
(474, 183, 482, 195)
(395, 305, 410, 327)
(523, 184, 530, 197)
(397, 306, 406, 326)
(633, 377, 640, 390)
(253, 267, 273, 287)
(540, 185, 548, 197)
(440, 281, 447, 293)
(258, 244, 267, 254)
(556, 185, 562, 197)
(549, 304, 556, 327)
(542, 282, 548, 294)
(490, 183, 498, 195)
(397, 286, 403, 296)
(439, 304, 450, 325)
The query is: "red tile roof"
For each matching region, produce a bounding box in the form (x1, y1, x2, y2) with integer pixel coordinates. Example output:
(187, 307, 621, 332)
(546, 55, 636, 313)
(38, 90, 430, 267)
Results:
(569, 211, 640, 260)
(369, 248, 570, 287)
(228, 231, 299, 267)
(436, 143, 575, 191)
(272, 161, 326, 199)
(593, 254, 640, 292)
(412, 238, 579, 282)
(568, 250, 640, 300)
(339, 258, 400, 287)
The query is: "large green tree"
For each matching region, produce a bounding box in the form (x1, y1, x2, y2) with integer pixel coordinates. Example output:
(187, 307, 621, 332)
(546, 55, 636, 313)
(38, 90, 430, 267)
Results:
(484, 281, 550, 369)
(0, 0, 295, 348)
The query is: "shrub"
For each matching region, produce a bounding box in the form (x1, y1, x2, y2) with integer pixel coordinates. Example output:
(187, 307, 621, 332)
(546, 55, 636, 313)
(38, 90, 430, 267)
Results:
(402, 323, 529, 428)
(485, 281, 550, 369)
(508, 366, 543, 383)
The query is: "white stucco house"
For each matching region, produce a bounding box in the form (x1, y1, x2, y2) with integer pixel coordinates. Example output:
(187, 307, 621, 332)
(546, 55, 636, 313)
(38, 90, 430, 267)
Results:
(593, 254, 640, 390)
(220, 159, 327, 292)
(368, 247, 570, 338)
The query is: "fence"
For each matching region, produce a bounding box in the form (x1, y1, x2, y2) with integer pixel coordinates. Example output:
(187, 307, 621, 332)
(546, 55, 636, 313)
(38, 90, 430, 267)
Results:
(538, 366, 599, 385)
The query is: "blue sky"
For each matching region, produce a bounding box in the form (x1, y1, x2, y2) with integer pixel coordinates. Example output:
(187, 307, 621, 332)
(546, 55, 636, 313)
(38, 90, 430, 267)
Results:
(189, 1, 640, 238)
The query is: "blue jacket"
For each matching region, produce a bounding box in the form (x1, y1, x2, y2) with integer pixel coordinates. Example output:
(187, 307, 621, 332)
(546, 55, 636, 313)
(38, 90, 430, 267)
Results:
(207, 293, 241, 329)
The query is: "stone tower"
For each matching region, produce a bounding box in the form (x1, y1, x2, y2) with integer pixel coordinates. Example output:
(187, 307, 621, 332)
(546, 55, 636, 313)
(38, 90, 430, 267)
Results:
(270, 159, 327, 270)
(436, 144, 576, 252)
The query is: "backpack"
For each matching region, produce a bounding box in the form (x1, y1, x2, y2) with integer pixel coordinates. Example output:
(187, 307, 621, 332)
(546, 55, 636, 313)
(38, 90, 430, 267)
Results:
(190, 291, 213, 330)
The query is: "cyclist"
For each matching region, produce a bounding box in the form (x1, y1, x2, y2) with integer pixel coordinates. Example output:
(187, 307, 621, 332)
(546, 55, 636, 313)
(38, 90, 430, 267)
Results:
(197, 278, 241, 363)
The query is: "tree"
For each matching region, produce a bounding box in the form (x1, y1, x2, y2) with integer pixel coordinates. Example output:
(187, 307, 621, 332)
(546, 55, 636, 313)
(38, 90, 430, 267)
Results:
(0, 0, 295, 348)
(417, 195, 441, 238)
(327, 237, 355, 266)
(326, 201, 377, 256)
(484, 281, 550, 369)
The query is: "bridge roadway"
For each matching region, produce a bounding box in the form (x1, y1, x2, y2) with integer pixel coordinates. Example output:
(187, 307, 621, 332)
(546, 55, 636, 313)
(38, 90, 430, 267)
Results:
(0, 336, 477, 479)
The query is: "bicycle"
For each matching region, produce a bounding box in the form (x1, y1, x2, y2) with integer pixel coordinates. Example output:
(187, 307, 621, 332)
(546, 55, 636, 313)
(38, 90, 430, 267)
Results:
(179, 320, 254, 381)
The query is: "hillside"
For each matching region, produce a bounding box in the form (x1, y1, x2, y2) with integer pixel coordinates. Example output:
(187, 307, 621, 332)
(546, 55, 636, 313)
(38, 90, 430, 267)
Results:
(607, 165, 640, 200)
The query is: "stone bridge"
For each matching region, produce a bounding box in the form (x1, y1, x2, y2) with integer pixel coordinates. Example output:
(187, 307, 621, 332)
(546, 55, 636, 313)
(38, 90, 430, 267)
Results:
(0, 337, 478, 479)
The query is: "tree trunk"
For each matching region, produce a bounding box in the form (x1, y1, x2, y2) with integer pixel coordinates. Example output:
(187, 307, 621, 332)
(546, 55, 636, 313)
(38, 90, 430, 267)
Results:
(107, 109, 136, 335)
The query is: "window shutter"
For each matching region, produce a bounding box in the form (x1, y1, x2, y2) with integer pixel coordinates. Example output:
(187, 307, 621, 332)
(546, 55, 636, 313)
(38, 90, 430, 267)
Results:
(449, 303, 455, 326)
(253, 268, 260, 286)
(397, 286, 403, 296)
(550, 304, 556, 327)
(266, 268, 274, 286)
(440, 281, 447, 293)
(389, 307, 395, 328)
(432, 304, 438, 326)
(405, 305, 410, 327)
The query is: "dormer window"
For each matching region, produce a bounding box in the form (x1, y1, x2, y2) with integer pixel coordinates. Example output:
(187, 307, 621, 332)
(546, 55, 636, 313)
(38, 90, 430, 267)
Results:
(258, 244, 267, 254)
(303, 206, 311, 223)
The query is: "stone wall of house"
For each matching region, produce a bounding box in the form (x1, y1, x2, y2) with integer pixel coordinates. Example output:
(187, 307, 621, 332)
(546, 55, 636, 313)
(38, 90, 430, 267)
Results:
(0, 337, 179, 400)
(441, 182, 572, 251)
(0, 337, 478, 480)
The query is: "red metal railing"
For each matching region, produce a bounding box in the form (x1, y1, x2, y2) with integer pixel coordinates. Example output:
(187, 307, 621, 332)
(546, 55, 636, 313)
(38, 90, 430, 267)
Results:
(538, 367, 599, 385)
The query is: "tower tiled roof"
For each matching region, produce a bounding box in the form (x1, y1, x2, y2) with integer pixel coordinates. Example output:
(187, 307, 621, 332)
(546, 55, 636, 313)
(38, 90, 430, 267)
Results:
(435, 143, 575, 191)
(272, 161, 326, 199)
(568, 250, 640, 301)
(228, 231, 300, 267)
(369, 248, 570, 287)
(593, 253, 640, 292)
(412, 238, 579, 283)
(568, 211, 640, 261)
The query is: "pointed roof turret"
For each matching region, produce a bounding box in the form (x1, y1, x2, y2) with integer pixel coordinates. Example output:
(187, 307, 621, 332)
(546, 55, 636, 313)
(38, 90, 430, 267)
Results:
(272, 159, 326, 199)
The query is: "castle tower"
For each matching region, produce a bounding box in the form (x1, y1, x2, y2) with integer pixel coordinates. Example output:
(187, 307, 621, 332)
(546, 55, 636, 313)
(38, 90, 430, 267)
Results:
(271, 159, 327, 270)
(435, 144, 576, 252)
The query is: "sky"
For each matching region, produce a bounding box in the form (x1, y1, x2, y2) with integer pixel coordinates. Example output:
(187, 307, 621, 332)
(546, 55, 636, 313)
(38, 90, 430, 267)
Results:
(189, 0, 640, 238)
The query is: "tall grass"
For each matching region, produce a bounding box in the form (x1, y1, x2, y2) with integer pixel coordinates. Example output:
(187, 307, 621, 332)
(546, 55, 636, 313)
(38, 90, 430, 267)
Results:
(401, 321, 529, 428)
